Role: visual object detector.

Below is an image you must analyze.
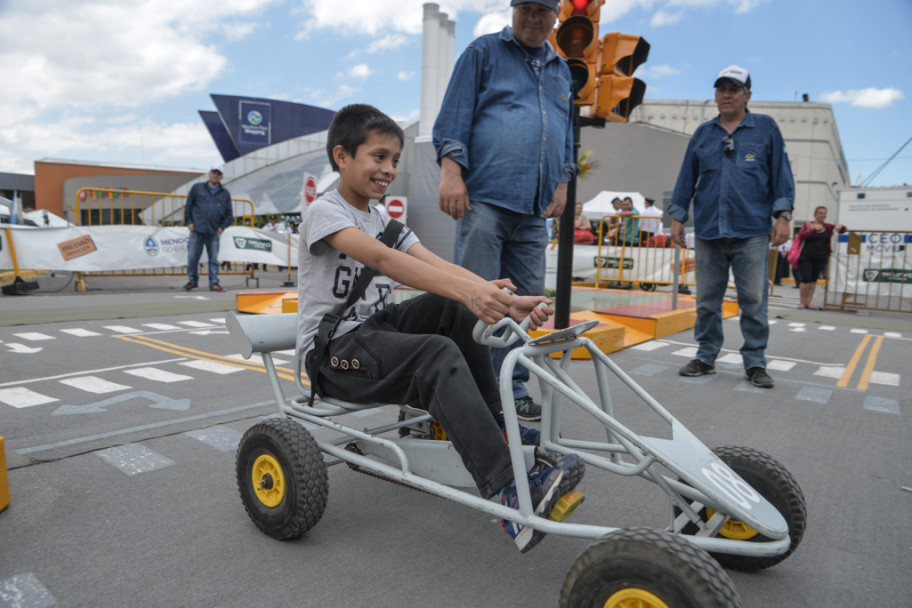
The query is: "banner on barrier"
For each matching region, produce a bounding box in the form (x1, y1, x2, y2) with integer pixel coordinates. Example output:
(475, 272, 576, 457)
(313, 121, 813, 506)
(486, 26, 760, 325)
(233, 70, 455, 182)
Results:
(0, 225, 299, 272)
(833, 232, 912, 298)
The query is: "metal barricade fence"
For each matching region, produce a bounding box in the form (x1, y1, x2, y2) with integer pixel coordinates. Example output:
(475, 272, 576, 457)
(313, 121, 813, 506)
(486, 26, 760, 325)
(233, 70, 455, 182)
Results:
(72, 187, 257, 291)
(587, 214, 695, 291)
(825, 230, 912, 313)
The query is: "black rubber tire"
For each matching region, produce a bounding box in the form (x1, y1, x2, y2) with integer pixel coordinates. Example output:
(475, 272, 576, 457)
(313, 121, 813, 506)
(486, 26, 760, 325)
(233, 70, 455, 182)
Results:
(559, 527, 742, 608)
(236, 418, 328, 540)
(640, 282, 656, 292)
(682, 445, 807, 572)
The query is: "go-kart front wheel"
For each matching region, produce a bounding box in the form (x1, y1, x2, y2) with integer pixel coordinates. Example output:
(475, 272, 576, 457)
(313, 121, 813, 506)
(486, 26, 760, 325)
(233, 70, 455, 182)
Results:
(560, 527, 742, 608)
(681, 445, 807, 572)
(236, 418, 328, 540)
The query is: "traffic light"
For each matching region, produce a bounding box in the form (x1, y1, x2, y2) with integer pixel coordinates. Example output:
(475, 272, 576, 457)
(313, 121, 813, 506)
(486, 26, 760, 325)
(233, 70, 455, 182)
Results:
(593, 33, 650, 122)
(549, 0, 604, 106)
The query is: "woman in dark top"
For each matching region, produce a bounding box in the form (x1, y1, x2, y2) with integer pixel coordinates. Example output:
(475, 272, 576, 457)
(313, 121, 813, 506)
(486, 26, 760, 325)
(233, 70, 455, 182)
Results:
(797, 205, 847, 309)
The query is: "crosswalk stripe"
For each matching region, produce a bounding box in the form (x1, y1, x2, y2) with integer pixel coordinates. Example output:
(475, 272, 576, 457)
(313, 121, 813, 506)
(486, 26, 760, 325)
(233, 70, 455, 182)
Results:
(142, 323, 181, 330)
(60, 328, 101, 337)
(13, 332, 55, 341)
(104, 325, 141, 334)
(179, 320, 215, 328)
(124, 367, 194, 383)
(0, 387, 58, 408)
(180, 360, 244, 375)
(59, 376, 132, 393)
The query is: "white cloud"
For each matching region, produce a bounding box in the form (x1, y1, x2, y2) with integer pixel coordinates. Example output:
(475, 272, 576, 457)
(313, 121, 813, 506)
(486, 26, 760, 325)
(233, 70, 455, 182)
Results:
(820, 88, 905, 109)
(641, 64, 682, 78)
(398, 71, 416, 81)
(650, 9, 683, 26)
(349, 64, 372, 79)
(473, 10, 510, 38)
(365, 34, 410, 53)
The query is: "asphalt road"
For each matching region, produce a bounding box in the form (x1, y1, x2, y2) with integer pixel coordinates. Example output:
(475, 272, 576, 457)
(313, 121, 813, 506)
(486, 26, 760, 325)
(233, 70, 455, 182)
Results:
(1, 273, 910, 607)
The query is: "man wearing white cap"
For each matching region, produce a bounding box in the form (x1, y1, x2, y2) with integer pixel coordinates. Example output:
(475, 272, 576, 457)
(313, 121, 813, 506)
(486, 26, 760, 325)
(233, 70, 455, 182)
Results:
(433, 0, 576, 421)
(184, 164, 233, 291)
(668, 65, 794, 388)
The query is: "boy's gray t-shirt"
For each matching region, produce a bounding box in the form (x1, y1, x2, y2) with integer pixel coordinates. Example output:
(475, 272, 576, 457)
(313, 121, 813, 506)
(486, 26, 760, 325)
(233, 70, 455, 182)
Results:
(296, 190, 419, 357)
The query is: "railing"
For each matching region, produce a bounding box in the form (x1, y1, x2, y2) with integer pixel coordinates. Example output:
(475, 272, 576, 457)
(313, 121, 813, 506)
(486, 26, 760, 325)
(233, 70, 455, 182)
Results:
(825, 230, 912, 313)
(584, 214, 695, 291)
(71, 187, 257, 291)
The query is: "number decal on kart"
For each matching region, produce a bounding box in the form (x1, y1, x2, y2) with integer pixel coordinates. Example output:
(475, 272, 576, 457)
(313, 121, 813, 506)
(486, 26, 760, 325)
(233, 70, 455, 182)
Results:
(701, 461, 761, 510)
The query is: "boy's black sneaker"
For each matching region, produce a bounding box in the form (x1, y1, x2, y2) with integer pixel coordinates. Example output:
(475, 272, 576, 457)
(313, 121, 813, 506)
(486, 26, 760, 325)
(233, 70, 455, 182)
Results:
(745, 367, 774, 388)
(679, 359, 715, 377)
(184, 282, 197, 291)
(499, 453, 585, 553)
(514, 396, 542, 421)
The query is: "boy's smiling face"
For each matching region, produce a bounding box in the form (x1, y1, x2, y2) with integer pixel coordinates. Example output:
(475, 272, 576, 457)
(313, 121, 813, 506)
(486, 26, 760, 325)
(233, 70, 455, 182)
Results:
(333, 130, 401, 211)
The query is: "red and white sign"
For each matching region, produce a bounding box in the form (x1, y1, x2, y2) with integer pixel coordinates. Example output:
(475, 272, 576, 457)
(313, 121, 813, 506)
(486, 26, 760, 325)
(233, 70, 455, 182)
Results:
(303, 173, 317, 206)
(386, 196, 407, 220)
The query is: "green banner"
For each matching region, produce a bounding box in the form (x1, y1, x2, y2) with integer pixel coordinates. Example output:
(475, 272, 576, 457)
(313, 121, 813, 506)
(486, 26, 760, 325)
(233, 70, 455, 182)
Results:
(594, 256, 633, 270)
(862, 268, 912, 284)
(232, 236, 272, 252)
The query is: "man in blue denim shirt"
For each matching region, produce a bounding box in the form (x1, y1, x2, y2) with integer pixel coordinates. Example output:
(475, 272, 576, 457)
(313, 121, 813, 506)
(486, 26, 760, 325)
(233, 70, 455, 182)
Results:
(669, 65, 794, 388)
(184, 164, 233, 292)
(433, 0, 576, 421)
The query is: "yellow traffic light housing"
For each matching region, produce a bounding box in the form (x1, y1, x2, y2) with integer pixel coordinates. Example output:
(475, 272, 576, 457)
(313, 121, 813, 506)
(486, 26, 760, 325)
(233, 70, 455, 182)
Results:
(550, 0, 604, 106)
(592, 32, 651, 122)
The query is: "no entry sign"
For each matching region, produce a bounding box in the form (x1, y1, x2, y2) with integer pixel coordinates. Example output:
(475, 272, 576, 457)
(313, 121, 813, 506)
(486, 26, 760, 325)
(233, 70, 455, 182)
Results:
(386, 197, 407, 220)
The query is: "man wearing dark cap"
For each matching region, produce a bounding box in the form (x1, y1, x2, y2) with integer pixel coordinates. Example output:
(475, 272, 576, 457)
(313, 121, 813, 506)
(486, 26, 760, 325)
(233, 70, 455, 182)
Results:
(668, 65, 794, 388)
(184, 164, 233, 292)
(433, 0, 576, 420)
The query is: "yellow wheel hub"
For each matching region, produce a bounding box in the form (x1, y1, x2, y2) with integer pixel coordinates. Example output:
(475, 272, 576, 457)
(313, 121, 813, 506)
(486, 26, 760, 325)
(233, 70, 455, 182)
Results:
(707, 508, 759, 540)
(603, 588, 670, 608)
(252, 454, 286, 508)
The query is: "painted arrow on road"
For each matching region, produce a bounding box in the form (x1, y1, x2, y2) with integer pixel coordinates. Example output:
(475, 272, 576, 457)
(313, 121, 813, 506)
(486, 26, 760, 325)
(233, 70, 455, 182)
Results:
(4, 343, 43, 354)
(51, 390, 191, 416)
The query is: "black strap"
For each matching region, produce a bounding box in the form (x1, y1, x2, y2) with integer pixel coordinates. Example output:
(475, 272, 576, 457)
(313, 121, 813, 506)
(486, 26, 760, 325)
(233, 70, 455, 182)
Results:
(308, 219, 405, 405)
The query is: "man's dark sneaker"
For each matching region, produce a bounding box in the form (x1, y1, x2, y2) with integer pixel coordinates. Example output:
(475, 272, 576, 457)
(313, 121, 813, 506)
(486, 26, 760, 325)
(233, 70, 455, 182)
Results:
(514, 396, 542, 422)
(184, 282, 197, 291)
(494, 411, 540, 446)
(745, 367, 774, 388)
(209, 284, 225, 292)
(499, 454, 585, 553)
(679, 359, 716, 377)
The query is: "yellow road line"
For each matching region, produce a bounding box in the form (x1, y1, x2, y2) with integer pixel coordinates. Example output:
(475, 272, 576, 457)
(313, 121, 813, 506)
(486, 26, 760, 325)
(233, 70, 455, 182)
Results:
(115, 334, 309, 385)
(856, 335, 885, 391)
(837, 334, 872, 388)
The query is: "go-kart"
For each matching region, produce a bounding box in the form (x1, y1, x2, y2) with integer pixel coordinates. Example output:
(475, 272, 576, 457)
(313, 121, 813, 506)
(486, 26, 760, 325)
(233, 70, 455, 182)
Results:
(226, 307, 806, 608)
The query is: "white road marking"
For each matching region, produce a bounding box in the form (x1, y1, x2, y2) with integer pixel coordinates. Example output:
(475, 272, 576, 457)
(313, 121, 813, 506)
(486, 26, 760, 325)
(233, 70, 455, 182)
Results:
(814, 366, 845, 379)
(12, 332, 55, 341)
(179, 320, 215, 328)
(850, 328, 869, 334)
(142, 323, 181, 330)
(869, 372, 900, 387)
(60, 328, 101, 337)
(123, 367, 194, 383)
(0, 387, 58, 408)
(104, 325, 141, 334)
(767, 359, 797, 371)
(672, 347, 698, 358)
(818, 325, 837, 331)
(631, 341, 668, 351)
(180, 360, 244, 374)
(59, 376, 131, 394)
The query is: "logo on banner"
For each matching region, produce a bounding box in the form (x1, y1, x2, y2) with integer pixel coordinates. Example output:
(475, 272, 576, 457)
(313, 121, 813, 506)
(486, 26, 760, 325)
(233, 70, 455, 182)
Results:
(247, 110, 263, 125)
(144, 236, 159, 257)
(239, 101, 271, 146)
(863, 268, 912, 284)
(594, 256, 633, 270)
(58, 235, 98, 261)
(233, 236, 272, 252)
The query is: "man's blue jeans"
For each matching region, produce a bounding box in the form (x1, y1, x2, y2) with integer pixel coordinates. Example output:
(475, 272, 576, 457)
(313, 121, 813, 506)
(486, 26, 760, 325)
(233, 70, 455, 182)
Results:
(694, 235, 769, 370)
(187, 230, 221, 287)
(454, 202, 548, 400)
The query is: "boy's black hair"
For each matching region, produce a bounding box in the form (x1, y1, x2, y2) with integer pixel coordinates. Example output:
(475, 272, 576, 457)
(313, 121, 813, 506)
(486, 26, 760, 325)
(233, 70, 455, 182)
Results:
(326, 104, 405, 172)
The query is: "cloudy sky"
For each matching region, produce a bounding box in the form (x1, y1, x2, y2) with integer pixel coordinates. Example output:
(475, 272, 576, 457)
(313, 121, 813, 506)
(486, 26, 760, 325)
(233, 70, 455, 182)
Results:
(1, 0, 909, 186)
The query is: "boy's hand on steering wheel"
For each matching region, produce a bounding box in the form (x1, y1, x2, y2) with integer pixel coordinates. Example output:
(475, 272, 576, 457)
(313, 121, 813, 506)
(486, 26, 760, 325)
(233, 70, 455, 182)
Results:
(510, 295, 553, 330)
(467, 280, 515, 325)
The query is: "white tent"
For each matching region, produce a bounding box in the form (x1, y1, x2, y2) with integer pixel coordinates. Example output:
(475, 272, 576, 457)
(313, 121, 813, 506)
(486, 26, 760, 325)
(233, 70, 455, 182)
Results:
(24, 209, 73, 227)
(580, 190, 645, 220)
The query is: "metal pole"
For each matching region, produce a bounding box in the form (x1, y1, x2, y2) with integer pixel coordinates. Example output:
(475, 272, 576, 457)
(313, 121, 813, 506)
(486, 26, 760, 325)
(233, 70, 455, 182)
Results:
(554, 106, 581, 330)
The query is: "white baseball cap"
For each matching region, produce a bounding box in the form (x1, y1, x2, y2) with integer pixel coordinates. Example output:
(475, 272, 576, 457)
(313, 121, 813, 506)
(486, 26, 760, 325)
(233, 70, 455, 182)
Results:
(714, 65, 751, 90)
(210, 164, 224, 173)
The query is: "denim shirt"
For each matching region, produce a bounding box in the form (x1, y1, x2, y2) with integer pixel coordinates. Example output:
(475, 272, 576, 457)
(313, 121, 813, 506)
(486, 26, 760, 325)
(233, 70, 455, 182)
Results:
(433, 26, 576, 216)
(184, 181, 233, 235)
(668, 111, 794, 239)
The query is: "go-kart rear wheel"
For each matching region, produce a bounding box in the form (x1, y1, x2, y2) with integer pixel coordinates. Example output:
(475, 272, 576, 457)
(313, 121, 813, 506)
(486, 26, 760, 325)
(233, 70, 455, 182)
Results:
(682, 445, 807, 572)
(559, 527, 742, 608)
(640, 282, 656, 292)
(236, 418, 328, 540)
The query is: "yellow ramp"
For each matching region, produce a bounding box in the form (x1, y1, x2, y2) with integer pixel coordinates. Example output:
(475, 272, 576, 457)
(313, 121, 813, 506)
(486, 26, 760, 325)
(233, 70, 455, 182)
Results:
(235, 290, 297, 315)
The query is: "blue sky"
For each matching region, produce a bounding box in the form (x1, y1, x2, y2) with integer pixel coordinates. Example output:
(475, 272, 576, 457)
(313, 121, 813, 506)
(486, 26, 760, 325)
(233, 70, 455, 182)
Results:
(2, 0, 910, 187)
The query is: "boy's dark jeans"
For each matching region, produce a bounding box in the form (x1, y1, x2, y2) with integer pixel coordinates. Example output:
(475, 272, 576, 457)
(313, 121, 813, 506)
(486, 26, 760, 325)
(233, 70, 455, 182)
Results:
(307, 293, 514, 498)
